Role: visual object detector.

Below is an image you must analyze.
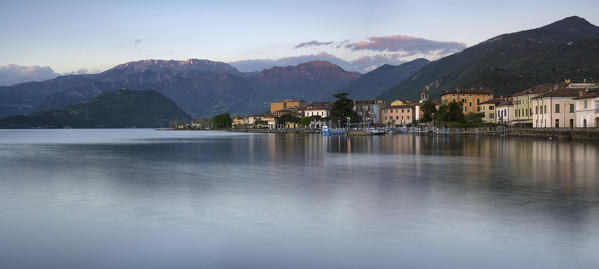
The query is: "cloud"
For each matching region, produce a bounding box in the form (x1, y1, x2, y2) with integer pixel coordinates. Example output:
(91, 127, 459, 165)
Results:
(294, 40, 333, 49)
(229, 52, 411, 73)
(346, 35, 467, 54)
(0, 64, 59, 86)
(134, 39, 141, 45)
(62, 68, 101, 76)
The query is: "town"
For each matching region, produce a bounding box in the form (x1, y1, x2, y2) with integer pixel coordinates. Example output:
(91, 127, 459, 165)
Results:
(216, 79, 599, 135)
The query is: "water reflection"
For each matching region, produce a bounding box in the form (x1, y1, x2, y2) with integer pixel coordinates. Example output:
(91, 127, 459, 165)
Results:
(0, 130, 598, 269)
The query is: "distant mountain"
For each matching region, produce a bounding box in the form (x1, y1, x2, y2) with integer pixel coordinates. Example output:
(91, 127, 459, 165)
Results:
(0, 59, 365, 118)
(0, 64, 60, 86)
(380, 16, 599, 101)
(341, 58, 429, 99)
(0, 90, 190, 128)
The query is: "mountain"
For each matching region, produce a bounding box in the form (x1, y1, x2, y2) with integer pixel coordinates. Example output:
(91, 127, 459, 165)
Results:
(380, 16, 599, 101)
(0, 59, 365, 118)
(249, 61, 360, 99)
(0, 90, 190, 128)
(0, 65, 60, 86)
(340, 58, 429, 99)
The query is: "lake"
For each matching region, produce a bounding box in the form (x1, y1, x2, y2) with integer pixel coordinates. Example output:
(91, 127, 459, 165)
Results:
(1, 129, 598, 269)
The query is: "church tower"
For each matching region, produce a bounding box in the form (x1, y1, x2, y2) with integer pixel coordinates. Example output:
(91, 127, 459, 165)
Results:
(420, 86, 429, 102)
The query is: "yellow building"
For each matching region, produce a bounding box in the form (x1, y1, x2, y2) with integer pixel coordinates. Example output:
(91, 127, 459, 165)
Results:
(441, 88, 493, 114)
(270, 99, 306, 113)
(479, 99, 502, 123)
(511, 84, 557, 125)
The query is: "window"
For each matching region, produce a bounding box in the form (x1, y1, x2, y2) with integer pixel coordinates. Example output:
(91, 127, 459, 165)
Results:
(469, 102, 472, 107)
(401, 109, 404, 113)
(584, 100, 588, 108)
(407, 109, 410, 112)
(407, 116, 410, 119)
(489, 106, 494, 110)
(396, 116, 399, 120)
(384, 116, 387, 120)
(477, 99, 480, 105)
(544, 105, 547, 114)
(530, 108, 532, 116)
(569, 104, 575, 113)
(535, 106, 538, 114)
(555, 104, 560, 113)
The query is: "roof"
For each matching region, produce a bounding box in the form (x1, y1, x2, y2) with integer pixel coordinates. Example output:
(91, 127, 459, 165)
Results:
(354, 100, 385, 105)
(386, 105, 415, 109)
(442, 88, 493, 95)
(531, 88, 584, 99)
(512, 83, 563, 97)
(304, 102, 332, 110)
(573, 90, 599, 99)
(497, 99, 513, 106)
(479, 98, 503, 105)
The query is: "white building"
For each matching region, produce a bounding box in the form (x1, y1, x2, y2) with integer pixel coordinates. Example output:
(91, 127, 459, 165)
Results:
(303, 102, 331, 118)
(575, 92, 599, 127)
(496, 99, 514, 124)
(531, 88, 579, 128)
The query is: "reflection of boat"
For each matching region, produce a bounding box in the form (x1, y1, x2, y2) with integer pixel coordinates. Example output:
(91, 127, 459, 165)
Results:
(322, 126, 345, 136)
(368, 128, 385, 135)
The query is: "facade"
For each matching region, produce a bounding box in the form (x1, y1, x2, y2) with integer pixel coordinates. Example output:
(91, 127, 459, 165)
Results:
(574, 92, 599, 128)
(531, 88, 579, 128)
(353, 100, 386, 123)
(303, 102, 332, 118)
(441, 88, 493, 114)
(496, 99, 514, 124)
(382, 105, 415, 125)
(270, 99, 306, 113)
(511, 84, 557, 125)
(479, 99, 502, 123)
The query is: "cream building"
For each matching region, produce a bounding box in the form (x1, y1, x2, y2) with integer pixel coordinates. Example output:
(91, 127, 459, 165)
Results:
(574, 92, 599, 128)
(531, 88, 579, 128)
(496, 99, 514, 124)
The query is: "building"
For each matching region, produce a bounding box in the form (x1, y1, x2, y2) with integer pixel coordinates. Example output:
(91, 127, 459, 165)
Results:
(574, 91, 599, 128)
(353, 100, 386, 123)
(270, 99, 306, 113)
(420, 87, 429, 102)
(511, 84, 558, 126)
(479, 99, 502, 123)
(496, 99, 514, 124)
(303, 102, 332, 118)
(441, 88, 493, 114)
(531, 87, 579, 128)
(390, 100, 412, 106)
(382, 105, 415, 125)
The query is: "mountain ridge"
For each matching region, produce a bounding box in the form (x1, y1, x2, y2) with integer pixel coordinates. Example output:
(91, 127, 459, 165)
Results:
(379, 16, 599, 101)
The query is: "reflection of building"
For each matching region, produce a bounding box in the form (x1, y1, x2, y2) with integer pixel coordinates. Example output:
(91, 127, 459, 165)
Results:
(532, 87, 579, 128)
(382, 105, 415, 125)
(574, 91, 599, 127)
(496, 99, 514, 124)
(353, 100, 387, 123)
(479, 99, 502, 123)
(441, 88, 493, 114)
(270, 99, 306, 113)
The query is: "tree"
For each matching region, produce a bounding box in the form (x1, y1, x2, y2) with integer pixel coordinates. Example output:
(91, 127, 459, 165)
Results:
(435, 101, 464, 122)
(276, 113, 300, 125)
(329, 92, 361, 126)
(301, 117, 312, 127)
(212, 113, 232, 128)
(420, 99, 437, 123)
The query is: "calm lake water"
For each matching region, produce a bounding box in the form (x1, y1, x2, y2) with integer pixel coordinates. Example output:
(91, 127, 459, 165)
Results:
(1, 129, 598, 269)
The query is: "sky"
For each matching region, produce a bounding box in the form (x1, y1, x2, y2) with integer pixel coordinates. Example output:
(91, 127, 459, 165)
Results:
(1, 0, 599, 73)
